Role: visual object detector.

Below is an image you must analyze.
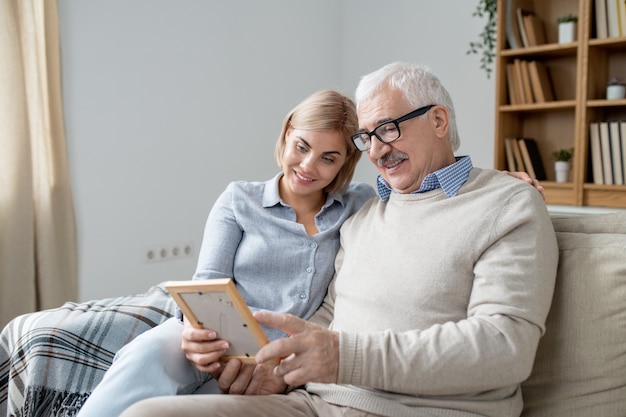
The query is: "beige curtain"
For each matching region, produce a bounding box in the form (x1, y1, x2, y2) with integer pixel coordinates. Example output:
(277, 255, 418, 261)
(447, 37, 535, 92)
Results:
(0, 0, 77, 327)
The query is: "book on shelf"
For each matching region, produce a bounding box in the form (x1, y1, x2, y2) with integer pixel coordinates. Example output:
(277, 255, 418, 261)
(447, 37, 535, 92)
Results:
(520, 60, 535, 103)
(518, 139, 536, 179)
(607, 0, 621, 37)
(595, 0, 609, 38)
(505, 0, 533, 48)
(621, 121, 626, 184)
(523, 13, 547, 46)
(528, 61, 554, 103)
(535, 61, 555, 101)
(609, 121, 624, 185)
(510, 137, 526, 172)
(512, 59, 528, 104)
(506, 63, 521, 105)
(516, 7, 530, 47)
(599, 121, 614, 184)
(618, 0, 626, 36)
(505, 138, 519, 171)
(589, 122, 604, 184)
(518, 138, 547, 180)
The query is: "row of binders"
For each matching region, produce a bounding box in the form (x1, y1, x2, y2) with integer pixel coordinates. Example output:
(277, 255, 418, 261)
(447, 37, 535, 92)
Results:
(595, 0, 626, 38)
(504, 137, 547, 181)
(506, 59, 554, 105)
(589, 121, 626, 185)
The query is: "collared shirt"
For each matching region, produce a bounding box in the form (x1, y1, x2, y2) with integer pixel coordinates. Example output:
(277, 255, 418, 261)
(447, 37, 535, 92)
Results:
(188, 173, 376, 340)
(376, 156, 473, 201)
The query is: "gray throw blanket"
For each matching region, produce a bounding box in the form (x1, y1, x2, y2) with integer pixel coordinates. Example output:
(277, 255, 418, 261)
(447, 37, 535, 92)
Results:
(0, 283, 176, 417)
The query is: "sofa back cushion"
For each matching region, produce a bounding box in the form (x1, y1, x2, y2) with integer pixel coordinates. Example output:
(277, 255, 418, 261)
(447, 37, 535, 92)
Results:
(521, 211, 626, 416)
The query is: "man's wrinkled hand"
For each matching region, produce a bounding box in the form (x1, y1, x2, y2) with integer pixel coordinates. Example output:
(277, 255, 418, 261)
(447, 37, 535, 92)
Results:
(217, 359, 287, 395)
(254, 311, 339, 387)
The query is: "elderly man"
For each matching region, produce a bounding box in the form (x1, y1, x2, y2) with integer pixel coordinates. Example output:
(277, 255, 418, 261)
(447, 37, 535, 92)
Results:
(121, 62, 558, 417)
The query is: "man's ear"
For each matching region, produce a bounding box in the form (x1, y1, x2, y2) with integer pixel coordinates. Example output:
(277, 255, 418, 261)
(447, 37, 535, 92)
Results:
(430, 106, 449, 138)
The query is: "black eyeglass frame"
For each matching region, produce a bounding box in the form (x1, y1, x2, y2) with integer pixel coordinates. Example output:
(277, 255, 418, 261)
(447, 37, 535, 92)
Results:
(351, 104, 436, 152)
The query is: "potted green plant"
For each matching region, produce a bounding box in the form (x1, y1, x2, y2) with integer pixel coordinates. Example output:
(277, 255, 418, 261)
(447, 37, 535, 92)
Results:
(552, 148, 574, 162)
(557, 14, 578, 43)
(552, 147, 574, 183)
(556, 14, 578, 23)
(607, 77, 625, 100)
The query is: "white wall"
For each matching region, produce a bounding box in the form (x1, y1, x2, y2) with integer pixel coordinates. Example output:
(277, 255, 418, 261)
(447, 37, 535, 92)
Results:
(58, 0, 495, 301)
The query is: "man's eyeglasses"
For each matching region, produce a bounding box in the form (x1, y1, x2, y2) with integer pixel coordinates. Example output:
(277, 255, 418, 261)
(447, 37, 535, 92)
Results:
(351, 104, 435, 152)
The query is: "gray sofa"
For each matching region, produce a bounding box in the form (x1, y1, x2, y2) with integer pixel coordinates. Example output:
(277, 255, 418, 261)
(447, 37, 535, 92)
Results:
(520, 211, 626, 416)
(2, 211, 625, 417)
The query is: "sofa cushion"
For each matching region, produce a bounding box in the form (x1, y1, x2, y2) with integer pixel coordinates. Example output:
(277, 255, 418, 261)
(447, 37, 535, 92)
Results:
(521, 211, 626, 416)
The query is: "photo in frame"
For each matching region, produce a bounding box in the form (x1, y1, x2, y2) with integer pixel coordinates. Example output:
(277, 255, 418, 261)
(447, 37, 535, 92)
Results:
(165, 278, 271, 364)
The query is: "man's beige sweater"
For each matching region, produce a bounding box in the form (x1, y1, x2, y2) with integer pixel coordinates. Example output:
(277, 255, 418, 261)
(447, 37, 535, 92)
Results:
(307, 168, 559, 417)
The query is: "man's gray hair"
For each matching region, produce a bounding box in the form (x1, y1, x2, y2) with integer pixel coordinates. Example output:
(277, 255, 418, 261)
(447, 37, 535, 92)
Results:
(355, 62, 460, 151)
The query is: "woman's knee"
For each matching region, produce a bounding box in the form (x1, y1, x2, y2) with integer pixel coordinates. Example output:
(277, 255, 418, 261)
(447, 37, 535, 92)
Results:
(115, 318, 184, 363)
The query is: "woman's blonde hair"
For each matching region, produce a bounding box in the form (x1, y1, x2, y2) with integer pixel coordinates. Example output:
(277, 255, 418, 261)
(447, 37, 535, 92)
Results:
(275, 90, 361, 194)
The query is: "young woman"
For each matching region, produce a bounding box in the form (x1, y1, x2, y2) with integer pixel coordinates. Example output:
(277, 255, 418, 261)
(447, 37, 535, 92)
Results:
(76, 90, 377, 417)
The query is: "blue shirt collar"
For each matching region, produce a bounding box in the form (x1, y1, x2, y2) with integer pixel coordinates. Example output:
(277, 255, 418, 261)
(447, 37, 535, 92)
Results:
(376, 156, 473, 202)
(263, 173, 345, 208)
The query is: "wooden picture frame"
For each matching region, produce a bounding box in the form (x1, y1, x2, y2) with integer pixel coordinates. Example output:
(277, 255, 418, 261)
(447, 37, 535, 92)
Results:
(165, 278, 270, 364)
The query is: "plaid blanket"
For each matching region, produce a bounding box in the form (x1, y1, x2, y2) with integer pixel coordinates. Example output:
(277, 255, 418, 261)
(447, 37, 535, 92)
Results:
(0, 283, 176, 417)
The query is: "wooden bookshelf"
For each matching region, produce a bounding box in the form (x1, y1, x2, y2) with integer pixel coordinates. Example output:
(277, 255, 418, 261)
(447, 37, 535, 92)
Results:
(494, 0, 626, 208)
